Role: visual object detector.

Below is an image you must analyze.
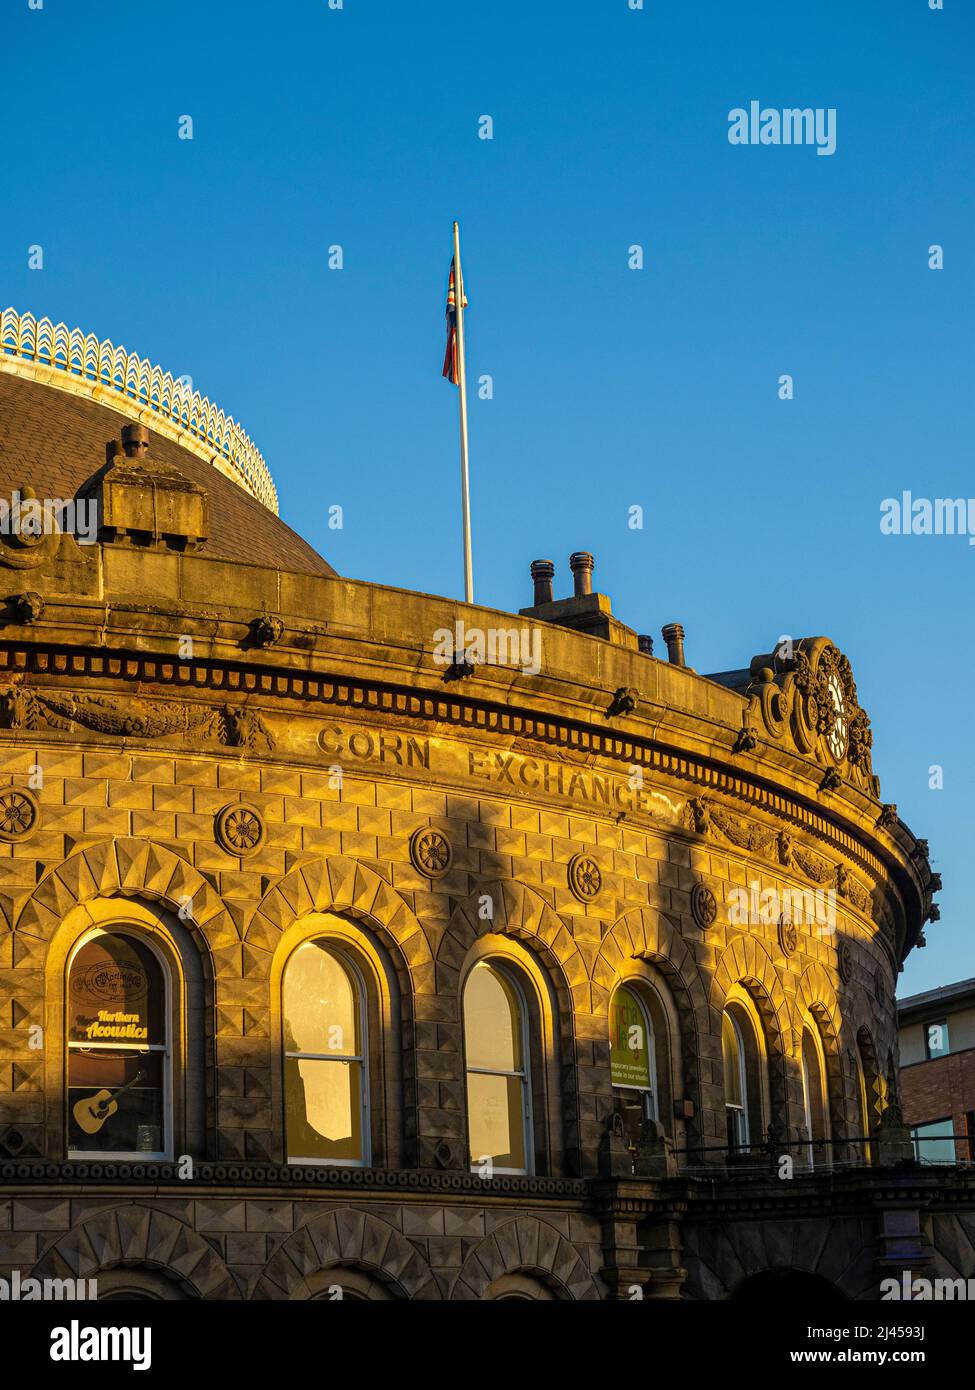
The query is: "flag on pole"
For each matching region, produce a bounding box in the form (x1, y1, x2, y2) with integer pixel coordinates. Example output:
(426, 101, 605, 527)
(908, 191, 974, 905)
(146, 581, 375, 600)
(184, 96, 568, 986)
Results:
(442, 258, 468, 385)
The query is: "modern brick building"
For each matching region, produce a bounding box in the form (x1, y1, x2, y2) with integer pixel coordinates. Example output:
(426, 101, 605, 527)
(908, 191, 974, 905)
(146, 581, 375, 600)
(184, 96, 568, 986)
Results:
(0, 307, 969, 1301)
(899, 979, 975, 1165)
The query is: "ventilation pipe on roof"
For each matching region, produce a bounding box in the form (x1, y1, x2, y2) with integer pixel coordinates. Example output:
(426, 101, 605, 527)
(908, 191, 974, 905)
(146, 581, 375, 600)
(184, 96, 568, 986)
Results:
(662, 623, 686, 667)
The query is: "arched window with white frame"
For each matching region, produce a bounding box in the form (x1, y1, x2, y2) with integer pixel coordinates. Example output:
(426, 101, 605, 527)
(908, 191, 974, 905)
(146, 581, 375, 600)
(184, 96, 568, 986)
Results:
(67, 930, 171, 1160)
(463, 960, 532, 1176)
(800, 1021, 830, 1169)
(283, 940, 369, 1166)
(722, 1009, 749, 1151)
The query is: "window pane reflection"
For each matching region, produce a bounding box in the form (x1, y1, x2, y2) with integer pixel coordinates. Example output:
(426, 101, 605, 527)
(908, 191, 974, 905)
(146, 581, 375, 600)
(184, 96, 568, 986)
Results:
(463, 962, 530, 1174)
(283, 941, 366, 1165)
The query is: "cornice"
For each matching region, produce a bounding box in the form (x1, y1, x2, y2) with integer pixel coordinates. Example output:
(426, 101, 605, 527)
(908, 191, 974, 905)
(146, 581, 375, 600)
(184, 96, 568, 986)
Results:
(0, 637, 933, 958)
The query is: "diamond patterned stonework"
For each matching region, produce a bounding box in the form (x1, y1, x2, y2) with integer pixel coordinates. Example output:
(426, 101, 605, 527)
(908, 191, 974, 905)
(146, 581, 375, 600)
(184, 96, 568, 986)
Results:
(0, 309, 943, 1305)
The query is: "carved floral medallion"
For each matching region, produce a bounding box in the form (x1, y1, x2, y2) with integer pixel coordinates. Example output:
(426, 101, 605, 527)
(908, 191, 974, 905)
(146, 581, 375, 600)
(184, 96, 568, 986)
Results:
(215, 802, 266, 857)
(568, 853, 602, 902)
(777, 915, 798, 955)
(409, 827, 452, 878)
(838, 940, 854, 986)
(690, 883, 718, 929)
(0, 787, 39, 842)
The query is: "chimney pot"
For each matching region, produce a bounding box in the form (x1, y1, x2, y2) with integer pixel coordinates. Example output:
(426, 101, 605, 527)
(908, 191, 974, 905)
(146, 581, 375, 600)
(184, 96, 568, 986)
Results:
(638, 634, 654, 655)
(569, 550, 594, 598)
(529, 559, 555, 606)
(661, 623, 686, 666)
(121, 423, 150, 458)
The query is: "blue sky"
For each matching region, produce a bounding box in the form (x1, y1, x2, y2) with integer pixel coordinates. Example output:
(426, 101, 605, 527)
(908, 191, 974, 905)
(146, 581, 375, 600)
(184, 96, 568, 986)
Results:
(5, 0, 971, 993)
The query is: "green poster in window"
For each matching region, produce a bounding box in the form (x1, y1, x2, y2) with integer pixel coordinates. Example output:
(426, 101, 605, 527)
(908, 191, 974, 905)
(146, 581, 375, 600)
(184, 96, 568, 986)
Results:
(610, 988, 651, 1088)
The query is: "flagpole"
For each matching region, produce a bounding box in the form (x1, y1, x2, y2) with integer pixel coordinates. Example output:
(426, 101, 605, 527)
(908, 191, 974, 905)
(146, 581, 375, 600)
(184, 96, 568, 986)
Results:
(453, 219, 474, 604)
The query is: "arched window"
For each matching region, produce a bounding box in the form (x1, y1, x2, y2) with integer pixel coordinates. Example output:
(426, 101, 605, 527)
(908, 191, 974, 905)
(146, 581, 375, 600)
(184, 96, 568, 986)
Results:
(283, 940, 368, 1166)
(463, 961, 532, 1175)
(610, 985, 658, 1147)
(67, 931, 170, 1159)
(800, 1023, 830, 1168)
(722, 1010, 749, 1150)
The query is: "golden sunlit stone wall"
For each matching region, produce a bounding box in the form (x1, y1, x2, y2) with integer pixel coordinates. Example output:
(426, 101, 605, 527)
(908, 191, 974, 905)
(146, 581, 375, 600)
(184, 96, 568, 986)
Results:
(0, 529, 939, 1300)
(0, 632, 919, 1173)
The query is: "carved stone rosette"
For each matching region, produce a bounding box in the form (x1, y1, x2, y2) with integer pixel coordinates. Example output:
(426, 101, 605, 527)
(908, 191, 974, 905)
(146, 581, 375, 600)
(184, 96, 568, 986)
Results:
(777, 916, 798, 956)
(567, 852, 602, 902)
(690, 883, 717, 930)
(409, 827, 452, 879)
(215, 802, 266, 857)
(838, 941, 854, 986)
(0, 786, 39, 842)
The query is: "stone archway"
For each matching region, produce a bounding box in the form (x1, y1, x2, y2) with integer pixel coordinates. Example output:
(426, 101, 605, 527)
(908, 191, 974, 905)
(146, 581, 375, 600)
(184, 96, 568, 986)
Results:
(247, 856, 434, 995)
(439, 878, 588, 1007)
(452, 1217, 602, 1300)
(255, 1207, 439, 1300)
(441, 880, 587, 1171)
(710, 935, 793, 1134)
(15, 836, 235, 960)
(248, 856, 437, 1166)
(32, 1203, 237, 1300)
(593, 906, 710, 1144)
(795, 962, 847, 1151)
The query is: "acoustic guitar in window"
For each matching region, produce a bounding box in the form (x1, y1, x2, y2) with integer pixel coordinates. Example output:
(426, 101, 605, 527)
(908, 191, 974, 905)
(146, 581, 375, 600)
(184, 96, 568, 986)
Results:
(72, 1071, 145, 1136)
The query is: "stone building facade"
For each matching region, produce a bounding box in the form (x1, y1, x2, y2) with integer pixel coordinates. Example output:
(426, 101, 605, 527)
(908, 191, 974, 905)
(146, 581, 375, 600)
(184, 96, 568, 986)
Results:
(0, 309, 969, 1302)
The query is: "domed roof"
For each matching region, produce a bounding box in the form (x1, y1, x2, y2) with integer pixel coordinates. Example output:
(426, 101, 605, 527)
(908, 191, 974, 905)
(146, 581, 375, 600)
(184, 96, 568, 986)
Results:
(0, 310, 335, 577)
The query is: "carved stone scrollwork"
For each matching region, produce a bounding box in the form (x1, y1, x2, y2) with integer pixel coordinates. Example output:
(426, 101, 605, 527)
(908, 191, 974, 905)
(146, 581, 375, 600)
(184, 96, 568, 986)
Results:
(409, 827, 452, 879)
(686, 797, 710, 835)
(0, 683, 274, 752)
(0, 787, 39, 842)
(877, 803, 898, 830)
(747, 667, 792, 744)
(745, 638, 878, 794)
(0, 489, 62, 571)
(709, 805, 775, 858)
(215, 802, 266, 857)
(792, 843, 833, 884)
(567, 852, 603, 902)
